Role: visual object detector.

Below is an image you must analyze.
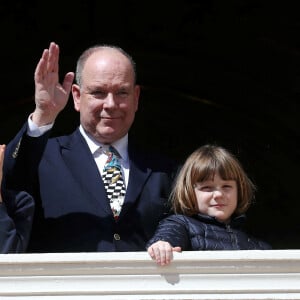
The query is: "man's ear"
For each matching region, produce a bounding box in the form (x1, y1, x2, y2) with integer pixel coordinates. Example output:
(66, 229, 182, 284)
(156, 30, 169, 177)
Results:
(72, 84, 81, 112)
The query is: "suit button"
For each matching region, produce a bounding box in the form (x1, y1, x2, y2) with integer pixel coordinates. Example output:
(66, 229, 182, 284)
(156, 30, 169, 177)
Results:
(114, 233, 120, 240)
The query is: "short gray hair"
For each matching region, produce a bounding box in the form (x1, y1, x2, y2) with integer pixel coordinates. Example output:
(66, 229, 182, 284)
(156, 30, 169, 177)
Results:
(75, 45, 137, 86)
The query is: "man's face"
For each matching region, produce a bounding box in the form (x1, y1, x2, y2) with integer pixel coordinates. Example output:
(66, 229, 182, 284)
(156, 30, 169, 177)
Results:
(72, 49, 140, 144)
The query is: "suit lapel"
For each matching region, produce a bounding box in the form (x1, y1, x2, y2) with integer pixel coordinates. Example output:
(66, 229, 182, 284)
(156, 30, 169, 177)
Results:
(58, 129, 113, 216)
(57, 131, 153, 219)
(119, 148, 151, 217)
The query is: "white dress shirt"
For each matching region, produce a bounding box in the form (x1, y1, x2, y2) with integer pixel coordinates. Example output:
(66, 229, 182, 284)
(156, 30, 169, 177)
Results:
(27, 116, 130, 187)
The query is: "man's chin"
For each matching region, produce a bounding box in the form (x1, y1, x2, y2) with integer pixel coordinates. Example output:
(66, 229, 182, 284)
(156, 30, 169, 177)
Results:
(96, 129, 121, 143)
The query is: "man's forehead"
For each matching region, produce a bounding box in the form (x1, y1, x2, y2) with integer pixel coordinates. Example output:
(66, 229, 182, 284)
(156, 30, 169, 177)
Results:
(87, 48, 130, 64)
(84, 81, 132, 89)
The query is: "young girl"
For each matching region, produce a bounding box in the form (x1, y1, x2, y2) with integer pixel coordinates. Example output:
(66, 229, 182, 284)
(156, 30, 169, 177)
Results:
(147, 144, 271, 266)
(0, 144, 34, 253)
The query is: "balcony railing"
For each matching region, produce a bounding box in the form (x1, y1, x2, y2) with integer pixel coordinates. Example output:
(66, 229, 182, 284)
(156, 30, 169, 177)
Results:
(0, 250, 300, 299)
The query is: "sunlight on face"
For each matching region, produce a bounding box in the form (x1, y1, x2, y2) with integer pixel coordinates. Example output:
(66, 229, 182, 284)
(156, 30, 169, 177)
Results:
(194, 173, 238, 223)
(72, 49, 140, 144)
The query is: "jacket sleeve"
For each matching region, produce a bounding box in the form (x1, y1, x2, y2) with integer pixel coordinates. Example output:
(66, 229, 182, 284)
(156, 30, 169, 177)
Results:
(3, 122, 51, 193)
(249, 235, 272, 250)
(146, 215, 191, 250)
(0, 191, 34, 253)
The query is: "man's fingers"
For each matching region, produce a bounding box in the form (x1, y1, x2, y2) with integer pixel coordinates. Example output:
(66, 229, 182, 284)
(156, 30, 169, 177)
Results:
(34, 49, 49, 82)
(47, 42, 59, 73)
(62, 72, 75, 95)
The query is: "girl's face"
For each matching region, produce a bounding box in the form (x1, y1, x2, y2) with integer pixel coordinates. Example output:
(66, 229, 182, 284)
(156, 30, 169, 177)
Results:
(194, 173, 238, 223)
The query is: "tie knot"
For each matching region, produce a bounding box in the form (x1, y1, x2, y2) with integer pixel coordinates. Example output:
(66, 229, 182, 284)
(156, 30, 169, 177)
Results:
(108, 146, 121, 159)
(103, 146, 121, 171)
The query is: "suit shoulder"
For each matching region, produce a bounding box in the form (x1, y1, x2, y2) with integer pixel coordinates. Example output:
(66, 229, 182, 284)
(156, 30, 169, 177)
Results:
(48, 129, 83, 147)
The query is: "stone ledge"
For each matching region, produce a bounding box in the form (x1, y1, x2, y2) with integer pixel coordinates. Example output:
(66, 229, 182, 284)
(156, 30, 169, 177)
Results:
(0, 250, 299, 299)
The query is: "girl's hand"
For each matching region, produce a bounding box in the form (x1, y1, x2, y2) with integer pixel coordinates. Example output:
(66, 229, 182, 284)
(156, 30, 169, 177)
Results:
(147, 241, 181, 266)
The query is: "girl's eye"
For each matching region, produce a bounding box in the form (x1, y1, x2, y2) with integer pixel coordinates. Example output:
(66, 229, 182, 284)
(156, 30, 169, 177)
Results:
(222, 185, 236, 193)
(200, 186, 213, 192)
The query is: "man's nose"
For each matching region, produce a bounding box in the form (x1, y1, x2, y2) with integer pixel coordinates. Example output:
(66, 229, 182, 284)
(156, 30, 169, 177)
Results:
(104, 93, 117, 107)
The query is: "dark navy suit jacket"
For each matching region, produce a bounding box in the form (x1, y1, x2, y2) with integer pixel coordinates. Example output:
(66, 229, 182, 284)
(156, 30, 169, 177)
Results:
(3, 123, 176, 252)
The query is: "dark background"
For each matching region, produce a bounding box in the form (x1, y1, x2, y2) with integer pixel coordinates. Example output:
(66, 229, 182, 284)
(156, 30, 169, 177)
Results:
(0, 0, 299, 249)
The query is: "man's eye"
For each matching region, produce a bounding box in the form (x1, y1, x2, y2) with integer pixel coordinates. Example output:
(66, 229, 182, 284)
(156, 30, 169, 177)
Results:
(91, 91, 106, 98)
(117, 90, 128, 97)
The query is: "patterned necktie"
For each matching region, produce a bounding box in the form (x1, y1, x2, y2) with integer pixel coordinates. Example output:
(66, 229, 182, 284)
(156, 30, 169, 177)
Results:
(102, 146, 126, 220)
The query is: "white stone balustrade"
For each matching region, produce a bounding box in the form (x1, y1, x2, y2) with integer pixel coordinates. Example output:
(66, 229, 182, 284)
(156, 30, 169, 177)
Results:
(0, 250, 300, 299)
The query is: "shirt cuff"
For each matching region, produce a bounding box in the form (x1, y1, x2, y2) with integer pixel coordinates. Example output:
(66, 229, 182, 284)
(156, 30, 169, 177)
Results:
(27, 114, 54, 137)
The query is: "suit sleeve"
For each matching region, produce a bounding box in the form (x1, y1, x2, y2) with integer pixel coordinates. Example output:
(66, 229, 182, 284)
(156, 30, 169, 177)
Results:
(146, 215, 191, 250)
(3, 122, 51, 193)
(0, 191, 34, 253)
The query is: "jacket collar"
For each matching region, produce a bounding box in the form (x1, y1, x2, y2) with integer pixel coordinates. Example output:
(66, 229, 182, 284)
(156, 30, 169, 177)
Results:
(78, 125, 129, 162)
(194, 213, 247, 228)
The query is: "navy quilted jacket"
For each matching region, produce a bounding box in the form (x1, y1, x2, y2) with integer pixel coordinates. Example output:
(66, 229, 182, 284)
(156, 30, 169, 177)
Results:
(146, 214, 271, 250)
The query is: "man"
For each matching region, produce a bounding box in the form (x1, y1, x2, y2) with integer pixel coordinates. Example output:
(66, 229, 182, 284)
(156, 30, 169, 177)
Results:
(3, 42, 176, 252)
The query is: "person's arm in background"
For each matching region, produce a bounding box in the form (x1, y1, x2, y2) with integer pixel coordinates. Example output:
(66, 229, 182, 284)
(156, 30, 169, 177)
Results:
(0, 144, 5, 203)
(0, 144, 35, 253)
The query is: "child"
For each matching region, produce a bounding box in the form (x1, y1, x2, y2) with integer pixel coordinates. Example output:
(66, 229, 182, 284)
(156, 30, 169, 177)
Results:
(147, 144, 271, 266)
(0, 144, 34, 253)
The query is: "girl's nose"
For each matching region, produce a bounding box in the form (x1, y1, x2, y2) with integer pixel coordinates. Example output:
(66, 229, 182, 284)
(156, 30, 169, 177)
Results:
(213, 189, 223, 198)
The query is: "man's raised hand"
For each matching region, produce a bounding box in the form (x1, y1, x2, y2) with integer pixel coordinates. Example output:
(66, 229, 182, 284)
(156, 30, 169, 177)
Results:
(33, 42, 75, 126)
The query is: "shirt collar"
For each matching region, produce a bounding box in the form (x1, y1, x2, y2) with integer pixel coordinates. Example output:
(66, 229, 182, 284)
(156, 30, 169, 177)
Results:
(79, 125, 128, 161)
